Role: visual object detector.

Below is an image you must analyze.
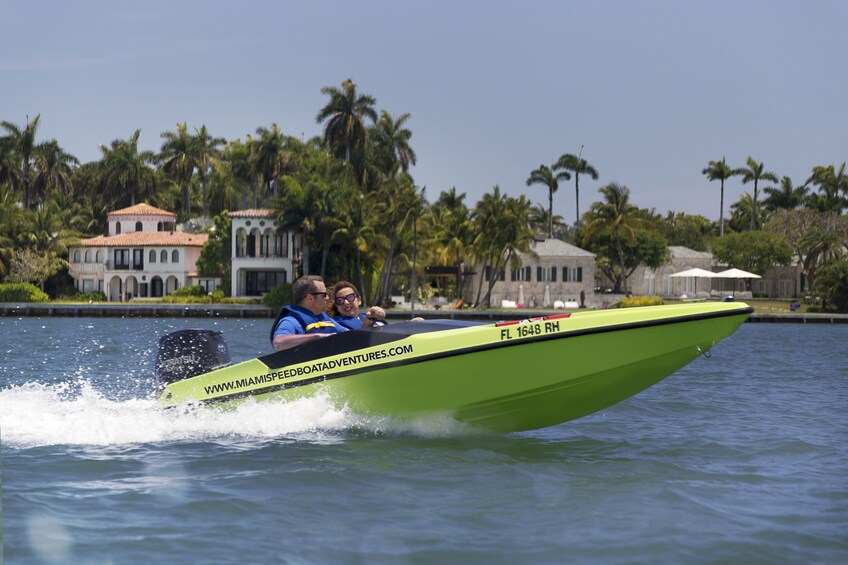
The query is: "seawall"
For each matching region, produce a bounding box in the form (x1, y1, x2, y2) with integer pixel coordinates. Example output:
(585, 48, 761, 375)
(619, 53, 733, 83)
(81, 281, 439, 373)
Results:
(1, 302, 846, 323)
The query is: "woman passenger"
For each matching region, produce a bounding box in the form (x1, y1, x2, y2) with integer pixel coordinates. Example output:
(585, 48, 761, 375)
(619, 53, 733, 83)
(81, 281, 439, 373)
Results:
(328, 281, 387, 329)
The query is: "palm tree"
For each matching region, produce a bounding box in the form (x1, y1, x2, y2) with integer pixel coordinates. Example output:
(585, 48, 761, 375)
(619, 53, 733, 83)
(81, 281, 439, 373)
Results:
(805, 162, 848, 214)
(99, 130, 157, 208)
(332, 191, 382, 300)
(160, 123, 198, 216)
(762, 176, 808, 212)
(372, 173, 421, 304)
(729, 193, 765, 233)
(529, 203, 565, 239)
(702, 157, 738, 236)
(370, 110, 416, 176)
(526, 164, 570, 238)
(194, 125, 225, 217)
(738, 157, 779, 230)
(582, 183, 646, 294)
(249, 124, 292, 204)
(554, 153, 598, 225)
(316, 78, 378, 163)
(1, 114, 43, 209)
(433, 186, 466, 212)
(31, 139, 78, 204)
(471, 187, 536, 306)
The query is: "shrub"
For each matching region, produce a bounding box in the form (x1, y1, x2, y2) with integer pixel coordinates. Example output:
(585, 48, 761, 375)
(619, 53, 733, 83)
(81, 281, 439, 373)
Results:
(70, 291, 107, 302)
(617, 296, 665, 308)
(168, 285, 209, 298)
(0, 282, 50, 303)
(262, 284, 293, 312)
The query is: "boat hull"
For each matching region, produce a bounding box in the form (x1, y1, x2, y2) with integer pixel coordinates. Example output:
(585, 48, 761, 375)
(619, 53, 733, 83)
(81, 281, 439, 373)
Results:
(158, 302, 752, 432)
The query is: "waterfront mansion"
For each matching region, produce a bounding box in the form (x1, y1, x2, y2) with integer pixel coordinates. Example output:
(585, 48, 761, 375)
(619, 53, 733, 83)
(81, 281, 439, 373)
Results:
(68, 204, 307, 301)
(68, 204, 210, 301)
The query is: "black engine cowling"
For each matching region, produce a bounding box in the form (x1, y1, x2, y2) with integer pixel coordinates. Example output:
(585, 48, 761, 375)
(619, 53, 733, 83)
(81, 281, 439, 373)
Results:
(155, 329, 231, 388)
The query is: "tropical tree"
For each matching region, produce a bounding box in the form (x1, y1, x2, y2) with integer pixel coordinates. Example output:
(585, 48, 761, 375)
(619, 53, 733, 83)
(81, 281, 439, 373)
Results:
(526, 164, 570, 238)
(1, 116, 77, 210)
(657, 211, 713, 251)
(196, 212, 233, 294)
(814, 259, 848, 312)
(702, 157, 738, 237)
(274, 143, 351, 277)
(554, 153, 598, 225)
(250, 123, 291, 203)
(29, 139, 78, 205)
(222, 138, 258, 209)
(1, 114, 42, 209)
(194, 125, 226, 217)
(729, 193, 766, 233)
(371, 173, 422, 304)
(160, 123, 198, 216)
(98, 130, 157, 208)
(737, 157, 779, 230)
(471, 187, 537, 306)
(5, 247, 64, 292)
(331, 190, 383, 300)
(765, 209, 848, 294)
(711, 231, 792, 281)
(370, 110, 416, 177)
(316, 79, 378, 163)
(805, 162, 848, 214)
(529, 203, 566, 240)
(762, 176, 808, 213)
(582, 183, 652, 293)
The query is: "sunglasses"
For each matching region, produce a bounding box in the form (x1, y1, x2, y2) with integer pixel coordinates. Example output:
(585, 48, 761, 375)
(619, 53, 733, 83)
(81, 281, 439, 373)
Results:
(334, 292, 357, 306)
(310, 291, 329, 298)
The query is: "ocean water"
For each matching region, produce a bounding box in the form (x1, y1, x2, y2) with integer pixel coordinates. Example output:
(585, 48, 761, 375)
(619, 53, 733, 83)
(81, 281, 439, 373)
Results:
(1, 316, 846, 564)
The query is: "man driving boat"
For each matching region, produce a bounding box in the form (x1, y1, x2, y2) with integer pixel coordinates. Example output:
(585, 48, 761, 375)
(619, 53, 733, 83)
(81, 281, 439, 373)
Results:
(270, 275, 347, 351)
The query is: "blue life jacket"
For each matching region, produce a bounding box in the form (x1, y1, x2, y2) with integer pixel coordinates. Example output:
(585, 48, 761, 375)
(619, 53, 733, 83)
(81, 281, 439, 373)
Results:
(334, 313, 367, 330)
(269, 305, 340, 344)
(334, 313, 386, 330)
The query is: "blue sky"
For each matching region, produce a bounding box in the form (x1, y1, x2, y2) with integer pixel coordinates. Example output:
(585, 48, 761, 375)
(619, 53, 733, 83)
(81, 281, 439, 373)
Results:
(3, 1, 846, 222)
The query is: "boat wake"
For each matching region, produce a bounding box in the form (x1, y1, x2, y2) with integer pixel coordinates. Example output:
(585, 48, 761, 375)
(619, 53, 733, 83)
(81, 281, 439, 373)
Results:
(0, 379, 476, 448)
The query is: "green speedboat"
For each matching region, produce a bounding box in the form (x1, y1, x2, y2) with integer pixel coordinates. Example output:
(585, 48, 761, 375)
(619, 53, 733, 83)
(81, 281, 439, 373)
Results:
(156, 302, 752, 433)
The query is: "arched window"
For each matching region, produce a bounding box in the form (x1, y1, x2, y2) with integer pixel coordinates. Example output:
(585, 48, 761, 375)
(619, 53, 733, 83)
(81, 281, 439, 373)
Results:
(149, 250, 156, 263)
(96, 250, 104, 263)
(171, 250, 179, 263)
(135, 221, 142, 232)
(115, 222, 121, 234)
(157, 221, 163, 232)
(73, 250, 81, 263)
(161, 250, 168, 263)
(84, 250, 92, 263)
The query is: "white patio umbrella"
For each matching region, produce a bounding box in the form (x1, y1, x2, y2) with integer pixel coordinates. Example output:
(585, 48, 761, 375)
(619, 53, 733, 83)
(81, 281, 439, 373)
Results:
(518, 284, 525, 307)
(714, 268, 761, 295)
(669, 267, 716, 295)
(543, 284, 551, 308)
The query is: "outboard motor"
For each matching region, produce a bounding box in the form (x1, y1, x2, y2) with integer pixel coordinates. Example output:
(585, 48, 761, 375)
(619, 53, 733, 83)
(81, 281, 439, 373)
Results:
(155, 329, 231, 389)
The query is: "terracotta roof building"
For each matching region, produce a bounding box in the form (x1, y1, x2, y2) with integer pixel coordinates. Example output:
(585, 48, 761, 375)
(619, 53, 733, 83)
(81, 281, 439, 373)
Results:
(68, 204, 216, 301)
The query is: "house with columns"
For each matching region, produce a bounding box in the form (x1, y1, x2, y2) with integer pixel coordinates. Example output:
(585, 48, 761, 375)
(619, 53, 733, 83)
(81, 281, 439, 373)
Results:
(229, 209, 307, 297)
(67, 203, 209, 301)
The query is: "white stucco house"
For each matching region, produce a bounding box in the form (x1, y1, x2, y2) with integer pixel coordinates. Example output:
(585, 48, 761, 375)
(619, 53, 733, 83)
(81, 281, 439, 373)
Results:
(67, 203, 209, 301)
(229, 209, 308, 297)
(464, 238, 597, 308)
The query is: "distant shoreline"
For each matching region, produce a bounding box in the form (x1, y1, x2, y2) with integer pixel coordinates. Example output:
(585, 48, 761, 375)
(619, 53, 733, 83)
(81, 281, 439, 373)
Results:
(1, 302, 845, 324)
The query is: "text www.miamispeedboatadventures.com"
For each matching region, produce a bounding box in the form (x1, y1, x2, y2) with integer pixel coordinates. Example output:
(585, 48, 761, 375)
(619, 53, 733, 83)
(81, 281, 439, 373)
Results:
(203, 344, 415, 396)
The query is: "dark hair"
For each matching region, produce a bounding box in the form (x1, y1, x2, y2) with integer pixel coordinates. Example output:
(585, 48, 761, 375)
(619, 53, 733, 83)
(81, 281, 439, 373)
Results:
(292, 275, 324, 305)
(328, 280, 360, 317)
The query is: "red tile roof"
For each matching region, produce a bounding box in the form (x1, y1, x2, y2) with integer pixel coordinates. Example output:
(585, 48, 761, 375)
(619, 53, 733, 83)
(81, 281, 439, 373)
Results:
(108, 203, 177, 217)
(229, 209, 276, 218)
(75, 232, 208, 247)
